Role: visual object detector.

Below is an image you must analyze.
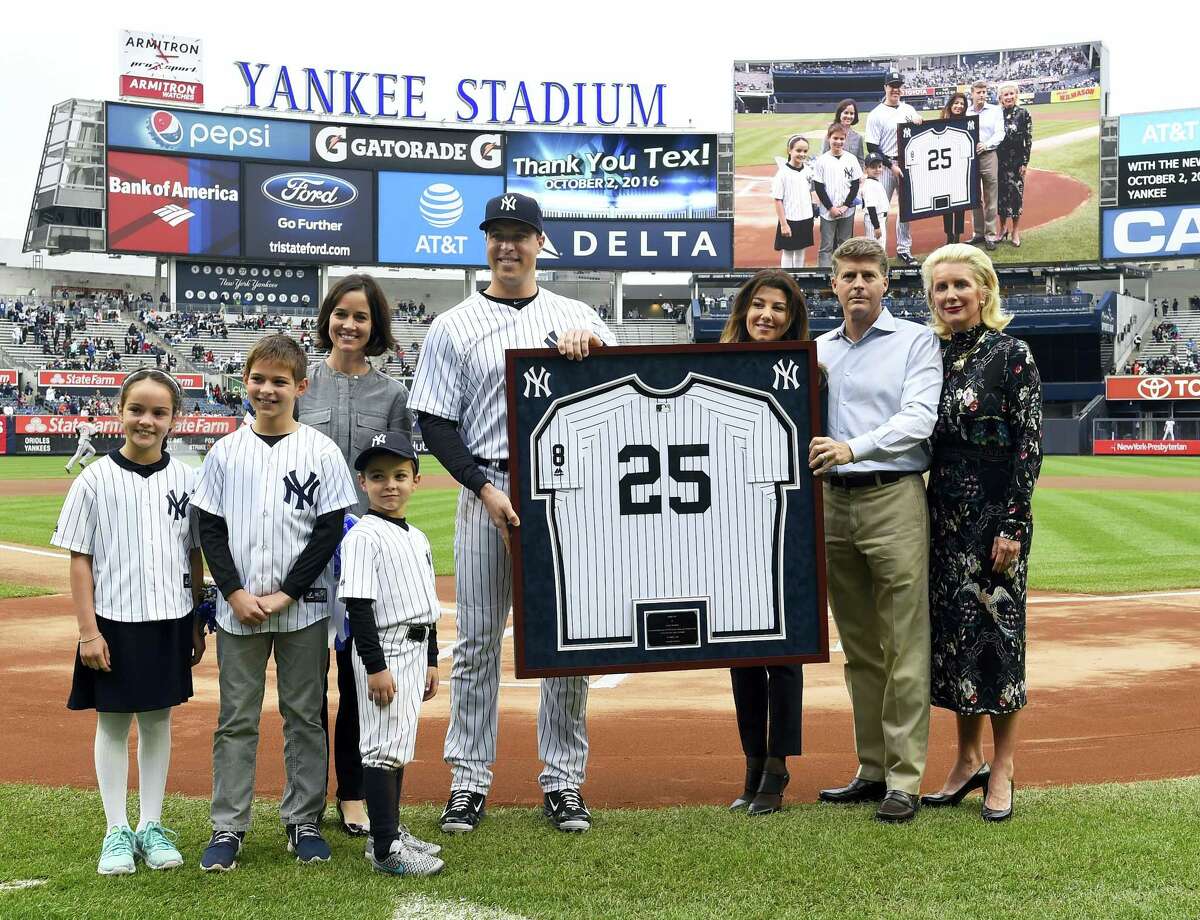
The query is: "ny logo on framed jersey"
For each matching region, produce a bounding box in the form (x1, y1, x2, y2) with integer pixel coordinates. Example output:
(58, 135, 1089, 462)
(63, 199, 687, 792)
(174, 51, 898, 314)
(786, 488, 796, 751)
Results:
(505, 343, 829, 678)
(896, 116, 981, 223)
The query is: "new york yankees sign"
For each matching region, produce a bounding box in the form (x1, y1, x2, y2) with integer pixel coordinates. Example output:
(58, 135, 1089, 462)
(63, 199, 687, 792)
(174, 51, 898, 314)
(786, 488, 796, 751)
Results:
(505, 342, 828, 678)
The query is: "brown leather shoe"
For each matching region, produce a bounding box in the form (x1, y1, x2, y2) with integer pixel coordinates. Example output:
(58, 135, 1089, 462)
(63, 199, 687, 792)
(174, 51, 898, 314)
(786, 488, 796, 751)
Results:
(818, 777, 887, 804)
(875, 790, 919, 823)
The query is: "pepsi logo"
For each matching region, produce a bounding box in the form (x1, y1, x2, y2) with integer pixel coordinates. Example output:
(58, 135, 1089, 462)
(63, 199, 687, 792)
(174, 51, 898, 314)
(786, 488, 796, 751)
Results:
(419, 183, 465, 228)
(149, 110, 183, 147)
(261, 172, 358, 210)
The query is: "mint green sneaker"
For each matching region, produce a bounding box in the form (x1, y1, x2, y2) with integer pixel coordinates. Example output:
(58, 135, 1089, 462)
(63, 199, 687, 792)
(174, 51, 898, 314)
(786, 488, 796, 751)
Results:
(135, 822, 184, 870)
(97, 826, 136, 875)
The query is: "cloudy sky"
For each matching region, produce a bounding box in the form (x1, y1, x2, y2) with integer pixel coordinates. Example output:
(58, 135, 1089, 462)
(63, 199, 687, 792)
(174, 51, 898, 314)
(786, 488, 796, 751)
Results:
(2, 1, 1195, 242)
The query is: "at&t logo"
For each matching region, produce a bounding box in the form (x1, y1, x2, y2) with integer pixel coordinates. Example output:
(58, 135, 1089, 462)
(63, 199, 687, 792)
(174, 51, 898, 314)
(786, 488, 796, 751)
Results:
(416, 182, 468, 256)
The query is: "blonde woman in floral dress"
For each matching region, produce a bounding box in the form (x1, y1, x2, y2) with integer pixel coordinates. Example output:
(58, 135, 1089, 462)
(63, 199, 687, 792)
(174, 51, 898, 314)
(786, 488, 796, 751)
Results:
(917, 244, 1042, 822)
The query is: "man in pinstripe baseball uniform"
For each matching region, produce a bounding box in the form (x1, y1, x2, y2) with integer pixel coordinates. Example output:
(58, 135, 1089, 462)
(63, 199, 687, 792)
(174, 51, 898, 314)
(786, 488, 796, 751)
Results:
(339, 431, 445, 876)
(65, 415, 99, 473)
(409, 192, 615, 834)
(865, 70, 923, 266)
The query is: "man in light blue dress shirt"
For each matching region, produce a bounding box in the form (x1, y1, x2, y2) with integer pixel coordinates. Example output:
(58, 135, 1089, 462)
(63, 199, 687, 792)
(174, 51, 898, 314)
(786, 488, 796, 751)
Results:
(968, 80, 1007, 250)
(808, 237, 943, 823)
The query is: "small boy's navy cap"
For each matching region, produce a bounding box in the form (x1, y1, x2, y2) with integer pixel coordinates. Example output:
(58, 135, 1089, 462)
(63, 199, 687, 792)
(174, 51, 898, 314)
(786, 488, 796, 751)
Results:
(865, 153, 884, 167)
(354, 431, 419, 473)
(479, 192, 544, 233)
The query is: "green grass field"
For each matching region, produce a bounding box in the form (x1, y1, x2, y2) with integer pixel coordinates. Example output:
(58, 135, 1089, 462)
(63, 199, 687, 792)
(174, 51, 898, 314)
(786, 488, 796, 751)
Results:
(3, 455, 1195, 593)
(1, 779, 1198, 920)
(0, 581, 53, 599)
(734, 100, 1101, 265)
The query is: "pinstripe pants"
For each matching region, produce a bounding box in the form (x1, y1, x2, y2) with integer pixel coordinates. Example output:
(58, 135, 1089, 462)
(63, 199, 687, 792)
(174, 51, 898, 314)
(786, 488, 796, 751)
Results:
(444, 469, 589, 794)
(353, 631, 427, 769)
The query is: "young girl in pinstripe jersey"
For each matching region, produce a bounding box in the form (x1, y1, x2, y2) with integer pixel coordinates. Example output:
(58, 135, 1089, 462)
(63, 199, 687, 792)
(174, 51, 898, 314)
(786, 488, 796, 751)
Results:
(53, 369, 207, 874)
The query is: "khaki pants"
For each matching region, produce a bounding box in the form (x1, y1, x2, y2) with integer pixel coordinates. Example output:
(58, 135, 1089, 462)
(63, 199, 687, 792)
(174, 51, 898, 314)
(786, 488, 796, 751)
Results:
(972, 150, 999, 241)
(823, 475, 930, 794)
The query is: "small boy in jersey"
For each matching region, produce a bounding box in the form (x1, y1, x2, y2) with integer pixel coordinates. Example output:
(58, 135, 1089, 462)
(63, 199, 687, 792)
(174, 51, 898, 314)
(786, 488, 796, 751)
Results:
(860, 154, 891, 250)
(339, 431, 444, 876)
(192, 335, 357, 871)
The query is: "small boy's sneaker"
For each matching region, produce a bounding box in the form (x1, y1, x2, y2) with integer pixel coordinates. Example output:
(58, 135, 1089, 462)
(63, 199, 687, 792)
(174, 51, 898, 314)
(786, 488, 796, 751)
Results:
(200, 830, 244, 872)
(286, 822, 331, 863)
(366, 826, 442, 858)
(97, 825, 136, 875)
(135, 822, 183, 870)
(368, 837, 444, 877)
(543, 789, 592, 832)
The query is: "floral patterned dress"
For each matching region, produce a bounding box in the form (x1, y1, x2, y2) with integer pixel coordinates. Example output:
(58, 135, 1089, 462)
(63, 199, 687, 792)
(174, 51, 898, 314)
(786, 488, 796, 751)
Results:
(928, 323, 1043, 714)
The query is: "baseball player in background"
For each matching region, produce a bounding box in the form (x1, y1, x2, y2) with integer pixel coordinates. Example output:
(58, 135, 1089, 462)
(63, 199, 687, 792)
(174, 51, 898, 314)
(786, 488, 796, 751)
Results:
(408, 192, 615, 834)
(65, 415, 99, 473)
(865, 71, 922, 266)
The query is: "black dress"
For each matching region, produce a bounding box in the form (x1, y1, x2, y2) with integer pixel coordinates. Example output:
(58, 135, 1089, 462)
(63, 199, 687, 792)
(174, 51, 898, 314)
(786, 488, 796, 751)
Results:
(928, 324, 1042, 715)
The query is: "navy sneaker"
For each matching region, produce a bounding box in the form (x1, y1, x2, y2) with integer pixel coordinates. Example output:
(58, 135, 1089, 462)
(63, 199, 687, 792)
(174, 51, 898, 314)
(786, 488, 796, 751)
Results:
(543, 788, 592, 832)
(200, 830, 244, 872)
(286, 822, 331, 863)
(440, 789, 487, 833)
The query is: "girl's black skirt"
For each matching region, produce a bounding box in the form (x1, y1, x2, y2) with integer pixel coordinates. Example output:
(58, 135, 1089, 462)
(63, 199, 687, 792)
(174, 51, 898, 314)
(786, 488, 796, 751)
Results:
(67, 613, 196, 713)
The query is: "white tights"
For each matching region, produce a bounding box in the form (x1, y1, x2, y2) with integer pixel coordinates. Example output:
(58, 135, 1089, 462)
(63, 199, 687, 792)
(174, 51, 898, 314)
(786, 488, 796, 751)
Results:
(780, 248, 807, 269)
(94, 708, 172, 830)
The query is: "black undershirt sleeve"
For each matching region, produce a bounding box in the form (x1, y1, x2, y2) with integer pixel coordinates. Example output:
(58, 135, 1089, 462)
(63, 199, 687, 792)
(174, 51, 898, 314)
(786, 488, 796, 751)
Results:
(346, 598, 386, 674)
(416, 411, 488, 495)
(867, 206, 881, 231)
(196, 509, 243, 599)
(843, 179, 860, 208)
(280, 508, 347, 600)
(812, 181, 834, 211)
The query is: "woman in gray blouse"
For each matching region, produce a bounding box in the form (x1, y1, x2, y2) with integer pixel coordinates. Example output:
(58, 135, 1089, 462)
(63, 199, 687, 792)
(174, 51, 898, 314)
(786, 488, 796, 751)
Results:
(300, 272, 412, 837)
(821, 98, 866, 167)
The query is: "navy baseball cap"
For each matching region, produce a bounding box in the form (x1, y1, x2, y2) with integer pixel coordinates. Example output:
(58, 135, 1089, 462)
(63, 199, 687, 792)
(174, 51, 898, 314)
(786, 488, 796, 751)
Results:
(354, 431, 419, 473)
(479, 192, 544, 234)
(864, 153, 884, 167)
(885, 70, 904, 86)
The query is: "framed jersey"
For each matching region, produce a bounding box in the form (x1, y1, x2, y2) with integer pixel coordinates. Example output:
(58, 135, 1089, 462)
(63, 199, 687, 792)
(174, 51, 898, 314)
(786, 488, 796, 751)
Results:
(897, 117, 981, 223)
(506, 343, 828, 678)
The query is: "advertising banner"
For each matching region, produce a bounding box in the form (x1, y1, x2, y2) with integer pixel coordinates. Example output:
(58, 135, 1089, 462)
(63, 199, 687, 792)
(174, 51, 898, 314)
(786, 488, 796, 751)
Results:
(1102, 205, 1200, 260)
(0, 370, 16, 386)
(118, 30, 204, 105)
(1116, 150, 1200, 208)
(107, 151, 240, 257)
(107, 102, 309, 162)
(539, 219, 733, 270)
(175, 261, 319, 310)
(243, 164, 374, 264)
(9, 415, 237, 456)
(505, 132, 718, 219)
(1118, 108, 1200, 157)
(1093, 439, 1200, 456)
(377, 171, 504, 267)
(1105, 375, 1200, 400)
(312, 123, 505, 174)
(37, 370, 204, 391)
(733, 41, 1104, 267)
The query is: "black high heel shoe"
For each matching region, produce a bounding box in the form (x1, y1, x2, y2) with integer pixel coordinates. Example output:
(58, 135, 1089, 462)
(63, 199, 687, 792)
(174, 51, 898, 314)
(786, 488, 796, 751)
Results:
(729, 757, 765, 812)
(919, 763, 991, 808)
(747, 769, 790, 816)
(982, 778, 1015, 822)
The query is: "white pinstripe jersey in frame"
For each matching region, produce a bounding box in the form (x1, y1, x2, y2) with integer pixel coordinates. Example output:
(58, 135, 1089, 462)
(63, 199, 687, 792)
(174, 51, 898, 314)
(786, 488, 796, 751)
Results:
(532, 375, 800, 650)
(408, 290, 616, 460)
(337, 515, 439, 630)
(191, 424, 358, 634)
(902, 126, 974, 213)
(51, 453, 199, 623)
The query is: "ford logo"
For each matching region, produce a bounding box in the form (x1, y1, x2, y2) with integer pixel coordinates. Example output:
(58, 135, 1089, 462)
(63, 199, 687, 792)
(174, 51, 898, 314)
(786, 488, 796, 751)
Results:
(261, 172, 358, 210)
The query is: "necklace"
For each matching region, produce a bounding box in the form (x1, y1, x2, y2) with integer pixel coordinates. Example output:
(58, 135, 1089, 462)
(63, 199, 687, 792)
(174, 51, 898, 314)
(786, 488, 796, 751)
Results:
(950, 329, 987, 372)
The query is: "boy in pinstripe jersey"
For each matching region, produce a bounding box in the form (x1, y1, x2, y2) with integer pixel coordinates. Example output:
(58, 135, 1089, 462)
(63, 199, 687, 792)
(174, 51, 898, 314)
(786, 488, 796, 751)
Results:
(339, 431, 444, 876)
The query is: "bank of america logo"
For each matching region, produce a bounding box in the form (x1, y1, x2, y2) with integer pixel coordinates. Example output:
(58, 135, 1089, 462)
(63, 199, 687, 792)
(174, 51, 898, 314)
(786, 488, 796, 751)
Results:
(153, 204, 195, 227)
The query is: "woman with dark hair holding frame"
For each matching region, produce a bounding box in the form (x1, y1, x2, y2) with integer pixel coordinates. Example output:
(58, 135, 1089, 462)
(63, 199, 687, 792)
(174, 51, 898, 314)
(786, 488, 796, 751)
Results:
(721, 269, 811, 816)
(822, 99, 865, 167)
(300, 272, 413, 836)
(939, 92, 971, 244)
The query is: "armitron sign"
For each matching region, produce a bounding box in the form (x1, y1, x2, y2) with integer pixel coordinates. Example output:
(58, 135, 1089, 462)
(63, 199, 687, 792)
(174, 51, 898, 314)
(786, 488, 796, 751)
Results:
(1105, 375, 1200, 400)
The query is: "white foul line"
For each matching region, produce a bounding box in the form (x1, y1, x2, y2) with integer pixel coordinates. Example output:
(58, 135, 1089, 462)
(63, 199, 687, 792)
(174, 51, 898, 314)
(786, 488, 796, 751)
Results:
(0, 879, 47, 893)
(0, 543, 68, 560)
(1030, 589, 1200, 604)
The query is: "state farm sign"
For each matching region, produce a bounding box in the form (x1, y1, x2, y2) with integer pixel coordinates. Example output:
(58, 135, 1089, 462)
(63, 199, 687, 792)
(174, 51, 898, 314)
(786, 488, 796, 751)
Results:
(14, 415, 238, 436)
(37, 370, 203, 391)
(1105, 375, 1200, 400)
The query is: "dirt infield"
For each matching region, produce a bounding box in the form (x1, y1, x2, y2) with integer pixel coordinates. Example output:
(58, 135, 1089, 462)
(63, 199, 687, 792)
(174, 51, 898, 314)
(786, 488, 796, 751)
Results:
(0, 473, 462, 497)
(733, 164, 1090, 267)
(2, 580, 1196, 807)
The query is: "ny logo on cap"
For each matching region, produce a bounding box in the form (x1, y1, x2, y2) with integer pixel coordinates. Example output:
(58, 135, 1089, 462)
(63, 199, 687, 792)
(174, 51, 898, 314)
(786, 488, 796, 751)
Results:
(283, 470, 321, 511)
(372, 433, 387, 446)
(772, 359, 800, 391)
(523, 366, 551, 398)
(501, 195, 517, 211)
(166, 489, 190, 522)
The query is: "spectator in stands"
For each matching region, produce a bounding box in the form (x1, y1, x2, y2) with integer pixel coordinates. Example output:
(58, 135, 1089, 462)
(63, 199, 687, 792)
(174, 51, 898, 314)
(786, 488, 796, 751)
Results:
(968, 81, 1005, 252)
(939, 93, 971, 244)
(996, 83, 1033, 248)
(822, 99, 865, 167)
(298, 272, 412, 840)
(920, 244, 1042, 823)
(719, 269, 812, 816)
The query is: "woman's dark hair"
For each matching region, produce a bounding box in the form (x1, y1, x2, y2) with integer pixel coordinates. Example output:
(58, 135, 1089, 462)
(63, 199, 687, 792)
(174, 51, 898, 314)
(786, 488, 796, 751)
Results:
(317, 273, 396, 357)
(833, 98, 859, 126)
(720, 270, 809, 343)
(942, 91, 969, 120)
